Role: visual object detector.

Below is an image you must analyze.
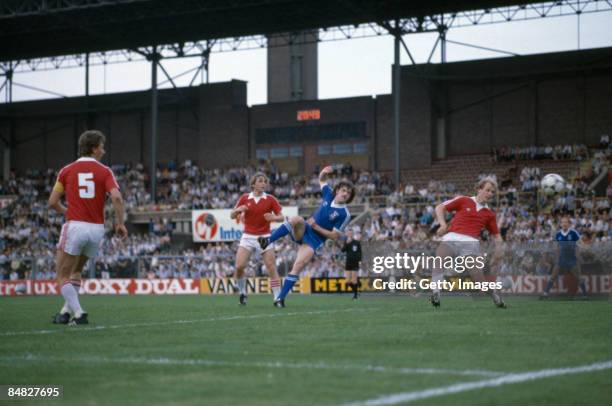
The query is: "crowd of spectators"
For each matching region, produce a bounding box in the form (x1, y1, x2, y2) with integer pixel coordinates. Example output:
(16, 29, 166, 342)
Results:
(0, 144, 609, 281)
(116, 161, 394, 211)
(491, 144, 589, 162)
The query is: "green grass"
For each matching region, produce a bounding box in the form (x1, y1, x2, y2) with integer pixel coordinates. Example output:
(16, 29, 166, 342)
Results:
(0, 294, 611, 405)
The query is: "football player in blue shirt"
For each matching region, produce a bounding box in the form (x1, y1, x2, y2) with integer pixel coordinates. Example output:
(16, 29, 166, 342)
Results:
(541, 216, 588, 299)
(258, 165, 354, 307)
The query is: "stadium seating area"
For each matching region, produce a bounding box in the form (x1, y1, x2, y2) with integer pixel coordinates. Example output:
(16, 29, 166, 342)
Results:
(0, 145, 609, 281)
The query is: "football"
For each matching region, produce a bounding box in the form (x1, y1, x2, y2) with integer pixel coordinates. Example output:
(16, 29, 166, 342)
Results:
(541, 173, 566, 195)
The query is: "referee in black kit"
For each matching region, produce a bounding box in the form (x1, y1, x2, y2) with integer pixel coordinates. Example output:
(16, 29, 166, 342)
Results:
(341, 229, 362, 300)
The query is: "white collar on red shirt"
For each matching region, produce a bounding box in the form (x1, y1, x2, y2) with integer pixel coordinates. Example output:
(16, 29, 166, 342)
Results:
(248, 192, 267, 203)
(77, 157, 98, 162)
(470, 196, 489, 211)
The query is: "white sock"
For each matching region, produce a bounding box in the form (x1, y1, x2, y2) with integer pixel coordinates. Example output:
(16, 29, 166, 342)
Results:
(237, 277, 247, 295)
(61, 282, 84, 318)
(270, 278, 281, 299)
(60, 302, 70, 315)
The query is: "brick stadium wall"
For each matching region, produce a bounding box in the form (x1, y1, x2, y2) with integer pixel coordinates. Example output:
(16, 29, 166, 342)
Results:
(0, 81, 247, 172)
(198, 82, 249, 169)
(375, 71, 433, 170)
(418, 47, 612, 156)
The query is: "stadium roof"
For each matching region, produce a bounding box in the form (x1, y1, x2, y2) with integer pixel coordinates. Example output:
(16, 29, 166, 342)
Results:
(0, 0, 534, 62)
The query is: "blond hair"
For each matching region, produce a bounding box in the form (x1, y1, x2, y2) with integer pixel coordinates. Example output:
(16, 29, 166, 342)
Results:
(250, 172, 269, 189)
(477, 176, 497, 191)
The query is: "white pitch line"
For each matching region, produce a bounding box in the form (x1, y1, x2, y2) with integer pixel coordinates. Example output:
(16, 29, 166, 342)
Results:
(0, 354, 504, 378)
(343, 360, 612, 406)
(0, 308, 374, 337)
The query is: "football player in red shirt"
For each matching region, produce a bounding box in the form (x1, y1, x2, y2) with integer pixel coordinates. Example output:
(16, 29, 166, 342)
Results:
(48, 130, 128, 325)
(431, 176, 505, 308)
(230, 172, 284, 305)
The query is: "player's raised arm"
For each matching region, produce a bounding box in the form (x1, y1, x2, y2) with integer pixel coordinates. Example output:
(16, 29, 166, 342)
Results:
(109, 187, 128, 238)
(318, 165, 334, 186)
(48, 178, 67, 215)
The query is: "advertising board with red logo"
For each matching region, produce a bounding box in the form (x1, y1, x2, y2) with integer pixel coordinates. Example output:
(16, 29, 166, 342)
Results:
(0, 279, 201, 296)
(191, 206, 298, 242)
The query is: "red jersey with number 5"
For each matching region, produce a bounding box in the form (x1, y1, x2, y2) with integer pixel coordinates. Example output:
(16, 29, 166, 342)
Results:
(56, 157, 120, 224)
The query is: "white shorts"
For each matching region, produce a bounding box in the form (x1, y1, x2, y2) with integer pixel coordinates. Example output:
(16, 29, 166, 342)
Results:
(239, 233, 272, 254)
(441, 232, 481, 256)
(57, 221, 105, 258)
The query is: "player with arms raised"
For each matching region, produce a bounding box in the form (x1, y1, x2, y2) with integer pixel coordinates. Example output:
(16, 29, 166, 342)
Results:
(49, 130, 127, 325)
(432, 176, 505, 308)
(258, 165, 354, 307)
(230, 172, 284, 305)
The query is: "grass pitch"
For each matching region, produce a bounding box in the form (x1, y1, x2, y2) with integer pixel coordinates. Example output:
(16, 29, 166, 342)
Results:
(1, 294, 611, 405)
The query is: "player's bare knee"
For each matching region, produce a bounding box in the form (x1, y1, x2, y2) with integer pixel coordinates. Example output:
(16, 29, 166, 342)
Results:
(289, 216, 303, 225)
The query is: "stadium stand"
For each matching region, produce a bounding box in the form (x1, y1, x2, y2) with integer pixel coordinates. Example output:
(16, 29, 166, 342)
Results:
(1, 143, 609, 281)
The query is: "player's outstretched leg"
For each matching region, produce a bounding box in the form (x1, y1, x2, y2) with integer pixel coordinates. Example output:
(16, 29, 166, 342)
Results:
(274, 244, 314, 307)
(259, 216, 305, 250)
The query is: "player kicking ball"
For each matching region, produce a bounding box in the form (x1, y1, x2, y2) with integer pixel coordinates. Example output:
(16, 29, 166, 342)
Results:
(258, 165, 354, 307)
(540, 216, 588, 299)
(49, 130, 127, 325)
(431, 176, 506, 308)
(230, 172, 284, 305)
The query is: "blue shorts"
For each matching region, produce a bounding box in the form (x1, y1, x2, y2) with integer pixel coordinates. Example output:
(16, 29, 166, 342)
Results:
(558, 258, 577, 270)
(292, 223, 325, 253)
